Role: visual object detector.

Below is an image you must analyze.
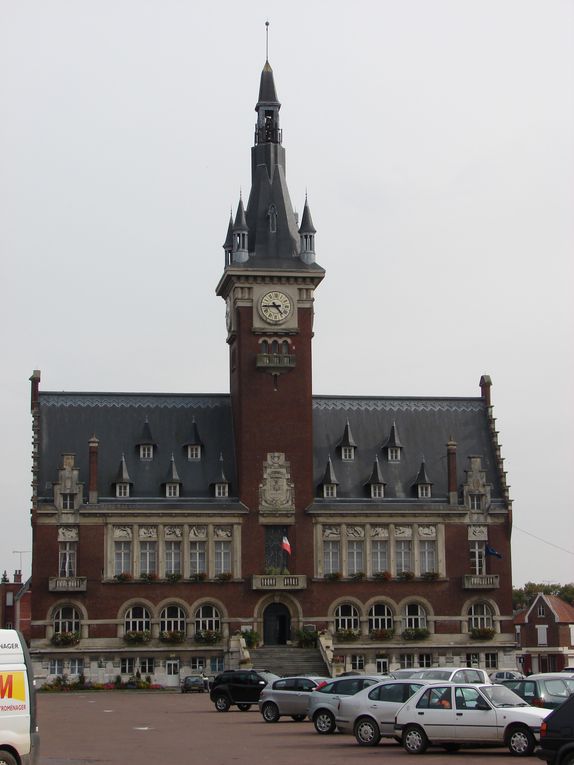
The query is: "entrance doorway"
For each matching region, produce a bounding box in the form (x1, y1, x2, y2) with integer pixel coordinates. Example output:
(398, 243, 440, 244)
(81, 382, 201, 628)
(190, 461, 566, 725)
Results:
(263, 603, 291, 645)
(165, 659, 180, 687)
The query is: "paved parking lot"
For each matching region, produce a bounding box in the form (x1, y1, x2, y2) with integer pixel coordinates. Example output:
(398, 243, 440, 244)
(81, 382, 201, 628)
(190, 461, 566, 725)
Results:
(38, 690, 522, 765)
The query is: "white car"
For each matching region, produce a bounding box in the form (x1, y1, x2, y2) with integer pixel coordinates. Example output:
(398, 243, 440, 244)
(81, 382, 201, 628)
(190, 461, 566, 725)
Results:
(394, 682, 550, 756)
(307, 675, 385, 734)
(409, 666, 491, 684)
(490, 670, 525, 682)
(336, 678, 429, 745)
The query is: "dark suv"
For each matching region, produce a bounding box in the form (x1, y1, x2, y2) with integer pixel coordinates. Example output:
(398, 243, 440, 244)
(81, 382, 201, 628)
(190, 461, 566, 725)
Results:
(537, 694, 574, 765)
(210, 669, 279, 712)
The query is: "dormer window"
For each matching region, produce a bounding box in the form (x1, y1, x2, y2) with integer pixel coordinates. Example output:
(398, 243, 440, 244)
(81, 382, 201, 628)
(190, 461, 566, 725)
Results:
(140, 444, 153, 461)
(371, 484, 384, 499)
(166, 483, 180, 498)
(469, 494, 482, 510)
(418, 484, 431, 499)
(388, 447, 400, 462)
(342, 446, 354, 461)
(323, 484, 337, 498)
(61, 493, 75, 510)
(188, 445, 201, 461)
(215, 483, 228, 498)
(116, 483, 130, 498)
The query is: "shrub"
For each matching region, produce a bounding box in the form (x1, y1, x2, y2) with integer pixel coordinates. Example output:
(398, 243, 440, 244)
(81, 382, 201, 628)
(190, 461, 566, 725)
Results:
(165, 572, 182, 584)
(215, 572, 233, 582)
(194, 629, 221, 644)
(421, 571, 439, 581)
(295, 628, 318, 648)
(189, 572, 206, 582)
(242, 629, 260, 649)
(114, 572, 133, 582)
(140, 572, 158, 582)
(325, 572, 341, 581)
(349, 571, 365, 582)
(396, 571, 415, 581)
(372, 570, 392, 581)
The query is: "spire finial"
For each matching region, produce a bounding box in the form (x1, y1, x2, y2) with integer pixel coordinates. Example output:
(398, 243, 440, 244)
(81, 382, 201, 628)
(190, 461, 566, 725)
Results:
(265, 20, 270, 61)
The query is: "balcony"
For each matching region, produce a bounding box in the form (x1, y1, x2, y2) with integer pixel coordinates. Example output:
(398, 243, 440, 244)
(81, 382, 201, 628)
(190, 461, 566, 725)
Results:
(463, 574, 500, 590)
(256, 353, 296, 374)
(49, 576, 87, 592)
(252, 574, 307, 591)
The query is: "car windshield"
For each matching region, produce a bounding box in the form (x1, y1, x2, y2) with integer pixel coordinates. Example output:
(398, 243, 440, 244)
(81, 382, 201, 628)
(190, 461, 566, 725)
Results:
(482, 685, 528, 707)
(414, 670, 451, 680)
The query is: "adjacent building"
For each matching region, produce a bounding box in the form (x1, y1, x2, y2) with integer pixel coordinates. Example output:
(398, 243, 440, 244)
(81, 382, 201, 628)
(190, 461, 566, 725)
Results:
(515, 594, 574, 673)
(28, 58, 517, 685)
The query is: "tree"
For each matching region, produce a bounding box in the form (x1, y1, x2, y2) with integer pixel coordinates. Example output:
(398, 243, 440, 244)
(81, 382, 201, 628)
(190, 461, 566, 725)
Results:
(513, 582, 574, 610)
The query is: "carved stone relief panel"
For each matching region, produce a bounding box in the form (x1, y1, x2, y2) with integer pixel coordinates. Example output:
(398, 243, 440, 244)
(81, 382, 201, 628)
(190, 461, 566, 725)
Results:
(370, 525, 389, 539)
(346, 525, 365, 539)
(113, 526, 132, 540)
(395, 525, 413, 539)
(418, 525, 436, 539)
(323, 525, 341, 540)
(58, 526, 78, 542)
(468, 525, 488, 540)
(258, 453, 295, 518)
(165, 526, 182, 539)
(189, 526, 207, 539)
(214, 526, 232, 539)
(139, 526, 157, 540)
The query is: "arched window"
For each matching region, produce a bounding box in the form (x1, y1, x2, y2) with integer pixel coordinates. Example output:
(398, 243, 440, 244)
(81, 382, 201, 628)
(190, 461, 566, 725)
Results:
(334, 603, 359, 631)
(261, 340, 269, 354)
(160, 605, 186, 633)
(125, 606, 151, 632)
(271, 340, 279, 354)
(195, 604, 221, 632)
(53, 606, 80, 633)
(368, 603, 393, 631)
(404, 603, 427, 629)
(281, 340, 290, 355)
(468, 602, 493, 630)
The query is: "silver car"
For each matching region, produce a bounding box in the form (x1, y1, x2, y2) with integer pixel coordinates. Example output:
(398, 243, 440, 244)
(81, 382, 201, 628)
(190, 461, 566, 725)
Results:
(395, 682, 550, 755)
(308, 675, 385, 734)
(259, 676, 328, 723)
(336, 678, 429, 745)
(409, 666, 491, 684)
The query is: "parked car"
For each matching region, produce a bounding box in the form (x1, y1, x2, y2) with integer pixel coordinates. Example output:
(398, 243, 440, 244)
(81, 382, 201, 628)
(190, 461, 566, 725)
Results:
(308, 675, 385, 734)
(390, 668, 423, 679)
(502, 674, 574, 709)
(336, 679, 429, 745)
(491, 670, 526, 682)
(537, 693, 574, 764)
(259, 676, 328, 722)
(181, 675, 207, 693)
(395, 682, 551, 755)
(210, 669, 279, 712)
(409, 667, 492, 684)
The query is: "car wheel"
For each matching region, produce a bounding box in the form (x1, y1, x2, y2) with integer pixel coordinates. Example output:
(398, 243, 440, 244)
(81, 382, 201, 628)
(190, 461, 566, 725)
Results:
(561, 754, 574, 765)
(354, 716, 381, 746)
(0, 751, 18, 765)
(291, 714, 306, 722)
(403, 724, 429, 755)
(237, 703, 251, 711)
(214, 694, 231, 712)
(507, 725, 535, 756)
(262, 702, 280, 723)
(313, 709, 336, 734)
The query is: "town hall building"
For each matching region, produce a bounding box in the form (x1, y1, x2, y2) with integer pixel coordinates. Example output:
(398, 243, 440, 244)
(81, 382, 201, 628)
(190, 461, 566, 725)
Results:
(28, 59, 516, 685)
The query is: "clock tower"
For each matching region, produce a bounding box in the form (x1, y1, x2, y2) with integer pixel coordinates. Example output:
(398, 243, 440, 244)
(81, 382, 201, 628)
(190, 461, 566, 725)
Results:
(216, 59, 324, 576)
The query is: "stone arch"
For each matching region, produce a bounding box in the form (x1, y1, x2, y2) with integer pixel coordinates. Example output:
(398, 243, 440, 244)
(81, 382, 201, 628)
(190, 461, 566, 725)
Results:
(396, 595, 435, 633)
(461, 595, 501, 634)
(254, 593, 303, 646)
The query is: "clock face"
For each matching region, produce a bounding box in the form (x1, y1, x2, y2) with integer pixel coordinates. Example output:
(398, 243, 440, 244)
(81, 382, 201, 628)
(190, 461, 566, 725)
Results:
(259, 291, 292, 324)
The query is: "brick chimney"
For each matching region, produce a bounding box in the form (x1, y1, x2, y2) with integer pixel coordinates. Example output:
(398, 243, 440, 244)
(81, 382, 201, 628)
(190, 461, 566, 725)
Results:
(29, 369, 41, 412)
(480, 375, 492, 407)
(447, 438, 458, 505)
(88, 435, 99, 504)
(14, 570, 22, 584)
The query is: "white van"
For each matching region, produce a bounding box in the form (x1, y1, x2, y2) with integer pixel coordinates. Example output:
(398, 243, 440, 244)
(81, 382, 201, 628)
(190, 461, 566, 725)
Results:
(0, 629, 39, 765)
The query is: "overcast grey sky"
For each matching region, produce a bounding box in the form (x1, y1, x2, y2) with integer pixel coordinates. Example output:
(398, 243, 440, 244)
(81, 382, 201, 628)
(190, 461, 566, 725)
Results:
(1, 1, 573, 588)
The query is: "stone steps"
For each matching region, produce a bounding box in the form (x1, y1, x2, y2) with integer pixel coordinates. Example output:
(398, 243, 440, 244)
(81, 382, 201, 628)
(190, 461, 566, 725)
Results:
(250, 645, 330, 677)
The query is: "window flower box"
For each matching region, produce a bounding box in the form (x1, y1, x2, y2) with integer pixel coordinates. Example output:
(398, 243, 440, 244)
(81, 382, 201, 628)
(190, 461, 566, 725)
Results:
(324, 572, 341, 582)
(421, 571, 438, 581)
(470, 627, 495, 640)
(189, 572, 206, 583)
(369, 628, 394, 641)
(159, 630, 186, 644)
(215, 572, 233, 582)
(123, 630, 151, 645)
(194, 629, 221, 645)
(396, 571, 415, 581)
(349, 571, 365, 582)
(51, 631, 80, 647)
(140, 572, 158, 583)
(401, 627, 430, 641)
(114, 572, 133, 582)
(372, 570, 393, 581)
(335, 629, 360, 642)
(165, 573, 182, 584)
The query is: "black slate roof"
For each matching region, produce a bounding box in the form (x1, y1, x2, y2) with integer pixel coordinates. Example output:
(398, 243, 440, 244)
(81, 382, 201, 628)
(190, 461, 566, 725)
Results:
(37, 391, 502, 504)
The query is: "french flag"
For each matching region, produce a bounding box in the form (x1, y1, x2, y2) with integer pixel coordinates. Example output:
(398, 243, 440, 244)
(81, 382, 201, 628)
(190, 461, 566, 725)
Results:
(281, 536, 292, 555)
